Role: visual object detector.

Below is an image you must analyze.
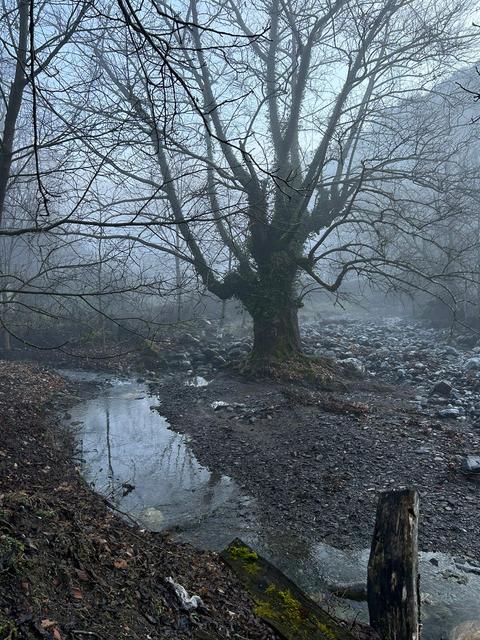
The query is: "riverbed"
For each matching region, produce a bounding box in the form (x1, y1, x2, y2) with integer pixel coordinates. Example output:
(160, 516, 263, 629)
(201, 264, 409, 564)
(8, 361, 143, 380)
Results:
(61, 369, 480, 640)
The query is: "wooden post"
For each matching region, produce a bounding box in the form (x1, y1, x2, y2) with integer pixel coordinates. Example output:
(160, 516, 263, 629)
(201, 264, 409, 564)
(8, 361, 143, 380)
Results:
(367, 489, 420, 640)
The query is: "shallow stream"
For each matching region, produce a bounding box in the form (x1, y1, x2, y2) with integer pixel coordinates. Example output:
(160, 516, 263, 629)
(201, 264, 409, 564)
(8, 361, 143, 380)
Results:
(61, 370, 480, 640)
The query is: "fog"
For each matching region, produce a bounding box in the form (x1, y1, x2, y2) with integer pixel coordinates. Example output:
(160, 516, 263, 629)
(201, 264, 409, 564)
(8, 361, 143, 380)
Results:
(0, 0, 479, 352)
(2, 2, 480, 639)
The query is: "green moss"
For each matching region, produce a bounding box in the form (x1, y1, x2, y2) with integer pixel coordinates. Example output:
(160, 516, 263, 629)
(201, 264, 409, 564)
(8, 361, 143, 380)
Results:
(254, 583, 339, 639)
(0, 535, 26, 573)
(228, 544, 258, 563)
(264, 585, 302, 626)
(244, 562, 260, 575)
(0, 614, 17, 638)
(153, 598, 164, 616)
(316, 621, 338, 639)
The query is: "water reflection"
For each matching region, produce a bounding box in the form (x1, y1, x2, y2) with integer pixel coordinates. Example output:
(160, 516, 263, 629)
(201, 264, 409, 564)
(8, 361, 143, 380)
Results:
(64, 375, 257, 548)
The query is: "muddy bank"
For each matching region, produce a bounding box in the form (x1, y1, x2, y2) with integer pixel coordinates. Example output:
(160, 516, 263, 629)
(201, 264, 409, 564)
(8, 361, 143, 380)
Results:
(0, 361, 278, 640)
(154, 370, 480, 562)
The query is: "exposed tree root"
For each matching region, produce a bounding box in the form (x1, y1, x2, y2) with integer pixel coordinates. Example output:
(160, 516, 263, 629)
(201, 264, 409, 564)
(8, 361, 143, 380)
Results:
(282, 386, 369, 414)
(235, 352, 344, 387)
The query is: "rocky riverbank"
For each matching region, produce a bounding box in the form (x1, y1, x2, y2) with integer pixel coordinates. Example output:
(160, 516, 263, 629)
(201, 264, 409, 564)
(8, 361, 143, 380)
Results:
(152, 317, 480, 560)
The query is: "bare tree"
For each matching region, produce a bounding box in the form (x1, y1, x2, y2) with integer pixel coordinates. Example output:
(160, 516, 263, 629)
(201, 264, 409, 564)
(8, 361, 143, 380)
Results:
(2, 0, 479, 364)
(0, 0, 90, 226)
(63, 0, 477, 370)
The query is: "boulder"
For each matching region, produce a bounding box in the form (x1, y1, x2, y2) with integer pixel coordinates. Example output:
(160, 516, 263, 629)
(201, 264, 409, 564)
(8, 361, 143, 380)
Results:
(338, 357, 365, 376)
(460, 455, 480, 475)
(431, 380, 453, 397)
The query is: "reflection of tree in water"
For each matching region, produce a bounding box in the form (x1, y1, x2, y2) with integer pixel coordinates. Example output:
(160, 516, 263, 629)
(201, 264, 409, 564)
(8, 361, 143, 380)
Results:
(78, 385, 251, 541)
(202, 469, 222, 507)
(155, 432, 201, 489)
(105, 402, 115, 497)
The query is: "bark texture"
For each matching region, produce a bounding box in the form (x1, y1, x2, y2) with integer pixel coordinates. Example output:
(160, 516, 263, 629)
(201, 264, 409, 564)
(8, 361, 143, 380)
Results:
(367, 489, 420, 640)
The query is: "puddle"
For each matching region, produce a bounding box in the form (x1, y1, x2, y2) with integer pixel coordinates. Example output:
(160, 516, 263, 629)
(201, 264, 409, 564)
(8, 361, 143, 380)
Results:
(62, 371, 480, 639)
(259, 541, 480, 638)
(62, 373, 257, 549)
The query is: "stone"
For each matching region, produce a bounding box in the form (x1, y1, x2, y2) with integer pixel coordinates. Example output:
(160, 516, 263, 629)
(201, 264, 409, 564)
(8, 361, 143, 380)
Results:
(438, 407, 461, 418)
(465, 357, 480, 371)
(338, 357, 365, 376)
(211, 400, 230, 410)
(444, 346, 460, 356)
(431, 380, 453, 397)
(460, 455, 480, 475)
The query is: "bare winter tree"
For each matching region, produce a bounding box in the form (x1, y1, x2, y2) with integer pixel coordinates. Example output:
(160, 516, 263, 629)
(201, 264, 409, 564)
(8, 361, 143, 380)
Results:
(3, 0, 479, 364)
(0, 0, 92, 226)
(0, 0, 93, 347)
(65, 0, 478, 372)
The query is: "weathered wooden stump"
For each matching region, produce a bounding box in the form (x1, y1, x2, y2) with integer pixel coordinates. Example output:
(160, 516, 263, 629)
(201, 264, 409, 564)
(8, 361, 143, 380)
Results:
(367, 489, 420, 640)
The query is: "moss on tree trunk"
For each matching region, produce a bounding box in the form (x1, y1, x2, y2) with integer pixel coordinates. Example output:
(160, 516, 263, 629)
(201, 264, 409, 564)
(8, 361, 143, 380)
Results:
(251, 301, 302, 363)
(241, 252, 304, 367)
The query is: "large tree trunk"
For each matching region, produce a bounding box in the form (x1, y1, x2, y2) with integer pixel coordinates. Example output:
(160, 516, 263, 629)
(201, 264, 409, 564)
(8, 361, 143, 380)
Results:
(243, 254, 303, 365)
(251, 302, 302, 362)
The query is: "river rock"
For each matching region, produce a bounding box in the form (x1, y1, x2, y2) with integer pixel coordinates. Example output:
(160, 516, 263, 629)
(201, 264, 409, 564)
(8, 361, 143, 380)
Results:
(211, 400, 230, 410)
(450, 620, 480, 640)
(444, 345, 461, 356)
(139, 507, 164, 527)
(465, 358, 480, 371)
(438, 407, 462, 418)
(460, 455, 480, 475)
(338, 357, 365, 376)
(431, 380, 453, 397)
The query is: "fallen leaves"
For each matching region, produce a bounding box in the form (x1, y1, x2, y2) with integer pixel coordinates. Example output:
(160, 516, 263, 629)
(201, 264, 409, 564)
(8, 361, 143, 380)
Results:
(113, 558, 128, 570)
(74, 568, 90, 582)
(41, 619, 62, 639)
(41, 618, 57, 629)
(72, 586, 83, 600)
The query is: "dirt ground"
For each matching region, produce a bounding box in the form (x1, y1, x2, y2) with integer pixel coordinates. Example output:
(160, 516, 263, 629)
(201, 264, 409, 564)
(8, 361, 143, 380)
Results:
(2, 319, 480, 638)
(0, 361, 279, 640)
(155, 372, 480, 562)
